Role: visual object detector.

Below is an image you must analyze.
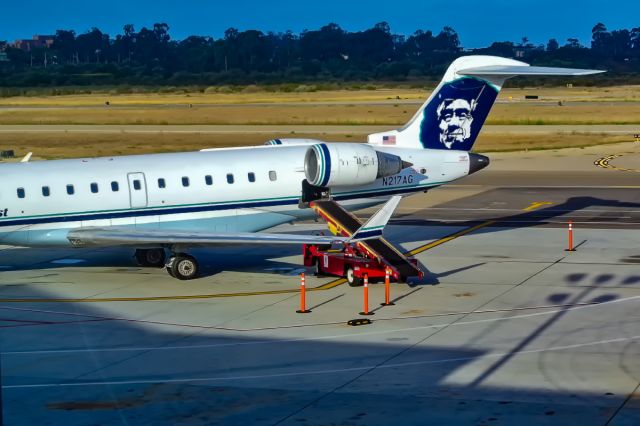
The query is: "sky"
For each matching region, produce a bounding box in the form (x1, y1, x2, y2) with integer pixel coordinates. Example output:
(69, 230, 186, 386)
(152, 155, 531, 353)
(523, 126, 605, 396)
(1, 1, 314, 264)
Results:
(1, 0, 639, 48)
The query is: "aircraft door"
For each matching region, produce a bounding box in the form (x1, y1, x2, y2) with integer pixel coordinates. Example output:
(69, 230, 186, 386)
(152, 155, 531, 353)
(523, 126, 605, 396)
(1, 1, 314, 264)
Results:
(127, 172, 148, 208)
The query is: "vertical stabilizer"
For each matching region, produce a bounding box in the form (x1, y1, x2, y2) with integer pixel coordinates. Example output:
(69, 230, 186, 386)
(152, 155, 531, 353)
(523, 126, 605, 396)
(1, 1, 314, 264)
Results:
(368, 56, 603, 151)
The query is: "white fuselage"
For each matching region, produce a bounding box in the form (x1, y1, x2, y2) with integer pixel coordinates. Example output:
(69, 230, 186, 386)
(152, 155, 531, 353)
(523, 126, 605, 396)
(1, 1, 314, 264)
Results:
(0, 144, 472, 248)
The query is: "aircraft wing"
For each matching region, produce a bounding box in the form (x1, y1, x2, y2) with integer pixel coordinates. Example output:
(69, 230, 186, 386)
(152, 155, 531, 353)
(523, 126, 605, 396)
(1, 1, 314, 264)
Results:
(67, 227, 347, 248)
(67, 196, 402, 248)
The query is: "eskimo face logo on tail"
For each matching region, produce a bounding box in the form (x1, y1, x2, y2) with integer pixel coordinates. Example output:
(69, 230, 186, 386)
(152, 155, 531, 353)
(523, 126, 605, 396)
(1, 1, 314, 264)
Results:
(437, 98, 476, 149)
(420, 77, 498, 151)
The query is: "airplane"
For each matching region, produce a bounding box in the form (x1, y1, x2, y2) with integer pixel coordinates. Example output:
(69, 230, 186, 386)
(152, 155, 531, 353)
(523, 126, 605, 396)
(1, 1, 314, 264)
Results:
(0, 56, 602, 280)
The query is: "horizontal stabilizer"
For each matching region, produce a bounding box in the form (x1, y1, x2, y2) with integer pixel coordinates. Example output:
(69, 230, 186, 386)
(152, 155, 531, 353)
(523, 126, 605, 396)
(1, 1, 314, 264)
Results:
(349, 195, 401, 242)
(458, 65, 604, 77)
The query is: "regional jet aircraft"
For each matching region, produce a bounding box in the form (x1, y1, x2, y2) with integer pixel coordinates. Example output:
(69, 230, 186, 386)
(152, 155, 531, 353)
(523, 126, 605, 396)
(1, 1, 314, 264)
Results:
(0, 56, 601, 279)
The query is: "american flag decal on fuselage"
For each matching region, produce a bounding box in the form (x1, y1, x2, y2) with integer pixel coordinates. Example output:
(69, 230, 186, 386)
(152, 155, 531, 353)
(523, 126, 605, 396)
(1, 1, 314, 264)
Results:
(382, 135, 396, 145)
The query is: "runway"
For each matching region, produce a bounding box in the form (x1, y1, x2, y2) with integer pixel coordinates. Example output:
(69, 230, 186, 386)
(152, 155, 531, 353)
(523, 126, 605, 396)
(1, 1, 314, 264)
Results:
(0, 147, 639, 425)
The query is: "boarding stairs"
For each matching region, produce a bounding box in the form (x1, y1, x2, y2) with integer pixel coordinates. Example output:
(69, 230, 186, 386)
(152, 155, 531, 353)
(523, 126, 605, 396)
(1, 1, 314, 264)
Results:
(310, 199, 422, 282)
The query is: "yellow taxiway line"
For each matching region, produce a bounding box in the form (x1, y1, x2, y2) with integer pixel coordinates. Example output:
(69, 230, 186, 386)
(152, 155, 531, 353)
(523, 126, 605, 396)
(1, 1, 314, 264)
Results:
(594, 153, 640, 173)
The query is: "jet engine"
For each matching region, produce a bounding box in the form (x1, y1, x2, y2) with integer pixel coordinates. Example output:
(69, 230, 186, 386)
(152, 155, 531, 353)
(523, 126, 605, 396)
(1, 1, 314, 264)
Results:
(304, 143, 409, 187)
(265, 138, 324, 146)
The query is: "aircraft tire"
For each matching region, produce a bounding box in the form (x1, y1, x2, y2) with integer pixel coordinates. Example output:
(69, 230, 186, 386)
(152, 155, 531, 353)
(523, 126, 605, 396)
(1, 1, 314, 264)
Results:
(346, 266, 363, 287)
(135, 248, 166, 267)
(166, 265, 175, 278)
(170, 254, 199, 280)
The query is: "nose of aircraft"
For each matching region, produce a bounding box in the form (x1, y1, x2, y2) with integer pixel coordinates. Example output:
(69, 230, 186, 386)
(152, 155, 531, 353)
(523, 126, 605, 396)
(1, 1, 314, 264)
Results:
(469, 153, 490, 174)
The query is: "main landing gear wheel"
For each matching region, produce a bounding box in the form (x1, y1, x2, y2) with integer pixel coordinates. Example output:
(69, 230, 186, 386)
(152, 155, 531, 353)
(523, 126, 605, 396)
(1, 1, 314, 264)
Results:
(135, 248, 166, 267)
(346, 266, 363, 287)
(166, 254, 199, 280)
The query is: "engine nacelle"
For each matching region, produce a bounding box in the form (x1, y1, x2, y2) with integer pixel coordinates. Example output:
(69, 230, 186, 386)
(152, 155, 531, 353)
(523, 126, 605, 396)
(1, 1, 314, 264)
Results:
(304, 143, 406, 187)
(265, 138, 324, 146)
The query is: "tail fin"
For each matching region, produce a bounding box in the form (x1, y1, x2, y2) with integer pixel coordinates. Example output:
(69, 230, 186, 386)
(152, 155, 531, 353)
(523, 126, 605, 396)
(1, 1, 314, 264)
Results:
(349, 195, 401, 242)
(368, 55, 603, 151)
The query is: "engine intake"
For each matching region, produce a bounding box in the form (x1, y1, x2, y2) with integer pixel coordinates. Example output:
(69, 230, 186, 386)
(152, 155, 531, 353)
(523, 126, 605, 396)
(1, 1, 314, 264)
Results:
(304, 143, 408, 188)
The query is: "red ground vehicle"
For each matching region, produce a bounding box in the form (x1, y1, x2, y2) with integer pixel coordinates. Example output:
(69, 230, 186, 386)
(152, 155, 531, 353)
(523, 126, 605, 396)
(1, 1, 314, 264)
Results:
(303, 243, 420, 286)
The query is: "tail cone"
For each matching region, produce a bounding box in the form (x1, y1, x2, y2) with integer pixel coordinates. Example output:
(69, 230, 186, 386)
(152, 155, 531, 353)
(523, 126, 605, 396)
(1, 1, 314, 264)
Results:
(469, 153, 490, 174)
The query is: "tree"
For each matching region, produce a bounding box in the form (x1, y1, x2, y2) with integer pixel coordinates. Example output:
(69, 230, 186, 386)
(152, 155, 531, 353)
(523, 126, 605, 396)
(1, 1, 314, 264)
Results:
(565, 38, 582, 48)
(591, 22, 610, 51)
(546, 38, 559, 51)
(609, 29, 631, 58)
(52, 30, 77, 63)
(435, 26, 460, 52)
(75, 28, 109, 63)
(632, 27, 640, 51)
(118, 24, 136, 63)
(3, 21, 640, 86)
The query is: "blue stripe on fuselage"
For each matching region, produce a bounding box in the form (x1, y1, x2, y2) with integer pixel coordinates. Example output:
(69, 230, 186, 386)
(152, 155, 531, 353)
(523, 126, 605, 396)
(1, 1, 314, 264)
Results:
(0, 184, 433, 228)
(319, 143, 331, 187)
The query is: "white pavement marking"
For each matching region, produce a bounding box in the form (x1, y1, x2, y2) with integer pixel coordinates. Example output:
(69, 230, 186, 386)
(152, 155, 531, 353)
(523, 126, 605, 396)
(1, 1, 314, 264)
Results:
(3, 295, 638, 356)
(3, 335, 639, 390)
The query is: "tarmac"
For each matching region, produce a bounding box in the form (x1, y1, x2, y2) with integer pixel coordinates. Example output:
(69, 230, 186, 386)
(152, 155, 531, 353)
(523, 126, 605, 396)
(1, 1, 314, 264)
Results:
(0, 144, 639, 425)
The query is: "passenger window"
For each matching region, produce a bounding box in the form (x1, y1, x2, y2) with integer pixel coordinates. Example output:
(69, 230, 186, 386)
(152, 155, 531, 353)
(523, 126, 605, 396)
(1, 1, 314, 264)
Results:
(248, 172, 255, 183)
(227, 174, 234, 184)
(133, 180, 141, 190)
(90, 183, 99, 193)
(158, 178, 166, 189)
(205, 175, 213, 186)
(17, 188, 25, 198)
(269, 170, 277, 181)
(111, 181, 119, 192)
(182, 177, 190, 187)
(66, 184, 74, 195)
(42, 186, 50, 197)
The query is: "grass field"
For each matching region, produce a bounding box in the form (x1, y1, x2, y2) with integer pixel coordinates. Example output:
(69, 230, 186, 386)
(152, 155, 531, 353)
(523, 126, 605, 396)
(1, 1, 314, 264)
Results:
(1, 102, 640, 126)
(2, 85, 640, 106)
(1, 86, 640, 126)
(0, 85, 637, 159)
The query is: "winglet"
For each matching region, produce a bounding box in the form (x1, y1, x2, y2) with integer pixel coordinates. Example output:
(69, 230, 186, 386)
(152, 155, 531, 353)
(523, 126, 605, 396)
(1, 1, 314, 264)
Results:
(349, 196, 401, 242)
(20, 152, 32, 163)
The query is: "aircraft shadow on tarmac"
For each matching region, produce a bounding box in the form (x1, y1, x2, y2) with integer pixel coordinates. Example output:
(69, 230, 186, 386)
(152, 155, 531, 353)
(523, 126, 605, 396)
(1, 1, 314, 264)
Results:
(0, 283, 638, 425)
(1, 195, 639, 280)
(0, 245, 310, 278)
(393, 195, 640, 230)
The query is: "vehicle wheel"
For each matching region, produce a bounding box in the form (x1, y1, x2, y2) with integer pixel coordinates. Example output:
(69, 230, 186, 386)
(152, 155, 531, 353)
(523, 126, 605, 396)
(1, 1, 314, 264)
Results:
(135, 248, 166, 267)
(314, 259, 324, 277)
(346, 267, 363, 287)
(169, 254, 199, 280)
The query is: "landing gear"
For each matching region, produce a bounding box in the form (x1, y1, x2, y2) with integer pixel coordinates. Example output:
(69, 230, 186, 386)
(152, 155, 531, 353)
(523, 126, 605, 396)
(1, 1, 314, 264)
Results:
(135, 248, 166, 267)
(346, 266, 363, 287)
(166, 254, 199, 280)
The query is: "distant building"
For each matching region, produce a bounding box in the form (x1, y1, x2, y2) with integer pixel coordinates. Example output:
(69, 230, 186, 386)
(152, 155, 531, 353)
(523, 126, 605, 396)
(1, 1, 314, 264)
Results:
(11, 35, 55, 51)
(0, 52, 8, 62)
